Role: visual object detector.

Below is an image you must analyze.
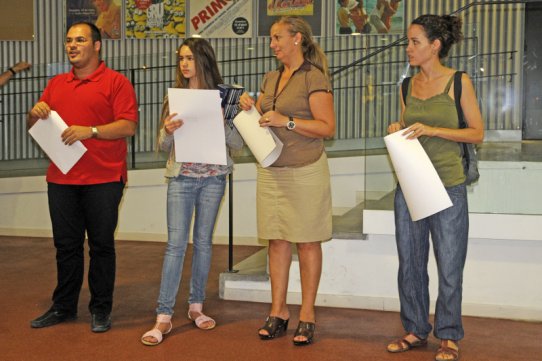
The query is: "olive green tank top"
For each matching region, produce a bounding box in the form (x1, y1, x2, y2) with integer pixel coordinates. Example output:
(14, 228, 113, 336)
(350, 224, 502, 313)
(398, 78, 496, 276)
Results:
(403, 74, 466, 187)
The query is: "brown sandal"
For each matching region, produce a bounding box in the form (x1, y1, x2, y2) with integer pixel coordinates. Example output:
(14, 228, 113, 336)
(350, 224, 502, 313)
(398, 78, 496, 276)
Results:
(387, 333, 427, 353)
(435, 340, 459, 361)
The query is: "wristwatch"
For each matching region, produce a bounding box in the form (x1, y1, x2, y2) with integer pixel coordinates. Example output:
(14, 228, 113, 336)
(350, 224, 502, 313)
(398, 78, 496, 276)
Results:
(91, 126, 99, 138)
(286, 116, 296, 131)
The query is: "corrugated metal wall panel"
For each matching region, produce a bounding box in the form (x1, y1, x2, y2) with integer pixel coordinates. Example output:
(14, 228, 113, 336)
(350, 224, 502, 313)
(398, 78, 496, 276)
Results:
(0, 0, 526, 162)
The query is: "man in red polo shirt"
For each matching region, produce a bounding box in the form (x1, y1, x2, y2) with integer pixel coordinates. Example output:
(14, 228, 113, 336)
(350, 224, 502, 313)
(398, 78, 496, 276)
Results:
(27, 22, 138, 333)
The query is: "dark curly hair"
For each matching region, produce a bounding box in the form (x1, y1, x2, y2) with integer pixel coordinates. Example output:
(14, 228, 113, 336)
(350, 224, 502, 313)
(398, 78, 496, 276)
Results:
(411, 14, 463, 59)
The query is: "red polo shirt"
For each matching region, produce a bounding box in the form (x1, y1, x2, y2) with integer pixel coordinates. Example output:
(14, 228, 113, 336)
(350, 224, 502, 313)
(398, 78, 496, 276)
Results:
(40, 61, 138, 185)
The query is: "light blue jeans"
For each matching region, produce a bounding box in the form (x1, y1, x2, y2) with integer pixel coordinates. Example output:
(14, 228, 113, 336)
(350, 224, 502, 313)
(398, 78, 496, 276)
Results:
(156, 174, 226, 316)
(394, 183, 469, 341)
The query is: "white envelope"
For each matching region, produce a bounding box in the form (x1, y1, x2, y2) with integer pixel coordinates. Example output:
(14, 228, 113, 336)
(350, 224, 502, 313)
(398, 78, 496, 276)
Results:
(28, 111, 87, 175)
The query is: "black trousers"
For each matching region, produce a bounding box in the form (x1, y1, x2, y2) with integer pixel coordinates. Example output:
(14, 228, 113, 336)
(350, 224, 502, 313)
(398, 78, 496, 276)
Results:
(47, 181, 124, 315)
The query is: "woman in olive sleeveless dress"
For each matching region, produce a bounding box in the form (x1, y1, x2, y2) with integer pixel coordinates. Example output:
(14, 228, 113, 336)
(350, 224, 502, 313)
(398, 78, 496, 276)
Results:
(386, 14, 484, 361)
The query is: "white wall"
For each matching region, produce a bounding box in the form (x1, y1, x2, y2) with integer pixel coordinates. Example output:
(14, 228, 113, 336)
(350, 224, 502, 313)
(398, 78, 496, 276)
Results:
(0, 156, 368, 245)
(361, 210, 542, 321)
(2, 156, 542, 320)
(0, 165, 259, 245)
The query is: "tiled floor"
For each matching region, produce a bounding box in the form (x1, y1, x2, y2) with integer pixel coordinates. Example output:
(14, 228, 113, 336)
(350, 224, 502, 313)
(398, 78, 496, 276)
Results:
(1, 236, 541, 361)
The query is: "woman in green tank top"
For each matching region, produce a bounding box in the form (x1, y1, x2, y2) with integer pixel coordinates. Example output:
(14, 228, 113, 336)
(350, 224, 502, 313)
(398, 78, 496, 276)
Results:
(386, 14, 484, 361)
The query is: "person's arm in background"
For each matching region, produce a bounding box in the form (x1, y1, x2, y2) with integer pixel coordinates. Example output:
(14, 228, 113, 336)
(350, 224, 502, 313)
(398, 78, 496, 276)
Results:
(0, 61, 31, 87)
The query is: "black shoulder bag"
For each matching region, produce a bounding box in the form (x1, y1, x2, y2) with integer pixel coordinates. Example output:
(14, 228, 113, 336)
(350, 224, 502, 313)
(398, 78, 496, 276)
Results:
(401, 71, 480, 185)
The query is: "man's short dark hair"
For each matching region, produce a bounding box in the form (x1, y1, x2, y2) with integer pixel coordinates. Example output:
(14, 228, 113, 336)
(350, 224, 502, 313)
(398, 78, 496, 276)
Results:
(68, 21, 102, 44)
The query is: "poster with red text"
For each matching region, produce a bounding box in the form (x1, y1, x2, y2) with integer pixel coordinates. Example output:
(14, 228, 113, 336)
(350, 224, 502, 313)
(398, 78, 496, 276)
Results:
(189, 0, 252, 38)
(126, 0, 186, 38)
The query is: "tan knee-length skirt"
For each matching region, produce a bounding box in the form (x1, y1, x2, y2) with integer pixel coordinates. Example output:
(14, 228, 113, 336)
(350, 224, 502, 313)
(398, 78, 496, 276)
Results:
(257, 152, 332, 243)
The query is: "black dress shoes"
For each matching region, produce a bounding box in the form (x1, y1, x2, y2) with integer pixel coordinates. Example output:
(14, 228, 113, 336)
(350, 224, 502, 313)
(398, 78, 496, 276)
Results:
(91, 313, 111, 333)
(31, 308, 77, 328)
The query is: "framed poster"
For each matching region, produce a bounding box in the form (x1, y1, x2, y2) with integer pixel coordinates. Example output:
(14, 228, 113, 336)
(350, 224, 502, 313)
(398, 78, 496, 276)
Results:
(336, 0, 405, 35)
(126, 0, 186, 39)
(189, 0, 252, 38)
(258, 0, 322, 37)
(66, 0, 122, 39)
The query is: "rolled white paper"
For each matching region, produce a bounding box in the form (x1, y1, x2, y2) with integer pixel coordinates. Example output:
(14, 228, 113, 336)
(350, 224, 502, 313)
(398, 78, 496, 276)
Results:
(384, 130, 453, 221)
(233, 107, 283, 168)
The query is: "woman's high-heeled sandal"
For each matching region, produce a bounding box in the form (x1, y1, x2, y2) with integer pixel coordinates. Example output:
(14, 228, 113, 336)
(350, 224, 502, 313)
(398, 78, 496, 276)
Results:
(258, 316, 289, 340)
(140, 314, 172, 346)
(293, 321, 315, 346)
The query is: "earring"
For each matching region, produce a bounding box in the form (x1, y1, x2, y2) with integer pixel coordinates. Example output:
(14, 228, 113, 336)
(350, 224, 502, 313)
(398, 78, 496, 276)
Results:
(294, 41, 298, 45)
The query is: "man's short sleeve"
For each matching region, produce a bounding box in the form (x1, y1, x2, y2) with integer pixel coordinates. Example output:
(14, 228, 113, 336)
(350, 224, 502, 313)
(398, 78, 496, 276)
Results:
(112, 74, 138, 123)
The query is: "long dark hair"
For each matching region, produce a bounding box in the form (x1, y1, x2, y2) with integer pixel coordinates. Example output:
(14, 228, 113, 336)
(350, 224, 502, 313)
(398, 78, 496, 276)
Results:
(174, 37, 223, 90)
(160, 37, 223, 124)
(411, 14, 463, 59)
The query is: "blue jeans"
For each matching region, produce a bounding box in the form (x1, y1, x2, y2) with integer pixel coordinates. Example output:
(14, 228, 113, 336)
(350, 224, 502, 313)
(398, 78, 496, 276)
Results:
(156, 174, 226, 316)
(394, 183, 469, 341)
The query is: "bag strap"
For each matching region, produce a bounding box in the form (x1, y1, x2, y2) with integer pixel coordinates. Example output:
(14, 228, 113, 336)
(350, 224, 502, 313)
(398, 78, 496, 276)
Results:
(401, 76, 411, 106)
(453, 71, 472, 167)
(454, 71, 466, 129)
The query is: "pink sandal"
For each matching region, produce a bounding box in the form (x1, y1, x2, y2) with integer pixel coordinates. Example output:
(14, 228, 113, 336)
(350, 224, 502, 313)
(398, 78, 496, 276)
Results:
(188, 303, 216, 330)
(140, 314, 172, 346)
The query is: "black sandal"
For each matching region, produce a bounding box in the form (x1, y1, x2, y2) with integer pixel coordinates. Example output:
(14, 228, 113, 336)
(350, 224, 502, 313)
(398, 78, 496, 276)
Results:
(258, 316, 289, 340)
(293, 321, 315, 346)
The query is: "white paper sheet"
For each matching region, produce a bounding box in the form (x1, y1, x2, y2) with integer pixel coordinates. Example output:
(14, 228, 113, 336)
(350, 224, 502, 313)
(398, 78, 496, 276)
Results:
(233, 107, 283, 168)
(28, 111, 87, 175)
(384, 130, 453, 221)
(168, 88, 227, 165)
